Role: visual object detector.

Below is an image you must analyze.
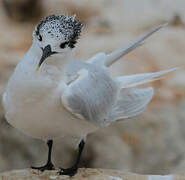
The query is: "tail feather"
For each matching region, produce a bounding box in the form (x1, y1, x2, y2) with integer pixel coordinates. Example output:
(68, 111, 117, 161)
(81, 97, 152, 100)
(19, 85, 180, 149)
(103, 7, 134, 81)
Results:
(106, 87, 154, 122)
(104, 23, 168, 67)
(116, 68, 177, 89)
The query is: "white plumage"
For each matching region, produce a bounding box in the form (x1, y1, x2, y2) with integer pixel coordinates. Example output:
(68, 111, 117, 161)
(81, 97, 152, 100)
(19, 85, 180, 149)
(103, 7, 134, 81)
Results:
(2, 17, 175, 142)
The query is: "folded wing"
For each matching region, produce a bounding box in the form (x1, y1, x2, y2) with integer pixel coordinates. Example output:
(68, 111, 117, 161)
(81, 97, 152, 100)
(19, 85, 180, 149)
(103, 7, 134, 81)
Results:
(63, 24, 176, 126)
(62, 62, 119, 127)
(106, 87, 154, 123)
(106, 68, 177, 123)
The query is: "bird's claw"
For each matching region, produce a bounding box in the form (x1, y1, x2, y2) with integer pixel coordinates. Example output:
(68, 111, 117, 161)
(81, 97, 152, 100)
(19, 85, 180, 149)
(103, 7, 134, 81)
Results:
(31, 162, 55, 172)
(58, 166, 78, 176)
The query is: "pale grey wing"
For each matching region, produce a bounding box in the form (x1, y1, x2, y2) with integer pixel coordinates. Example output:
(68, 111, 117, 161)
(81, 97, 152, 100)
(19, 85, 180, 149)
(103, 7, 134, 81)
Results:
(116, 68, 177, 88)
(65, 24, 167, 80)
(106, 68, 177, 123)
(106, 87, 154, 123)
(62, 62, 119, 127)
(87, 24, 167, 67)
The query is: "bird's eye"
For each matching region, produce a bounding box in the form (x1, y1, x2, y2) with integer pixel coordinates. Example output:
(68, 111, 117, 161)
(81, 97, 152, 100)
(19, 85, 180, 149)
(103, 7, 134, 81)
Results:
(38, 35, 42, 41)
(60, 42, 68, 49)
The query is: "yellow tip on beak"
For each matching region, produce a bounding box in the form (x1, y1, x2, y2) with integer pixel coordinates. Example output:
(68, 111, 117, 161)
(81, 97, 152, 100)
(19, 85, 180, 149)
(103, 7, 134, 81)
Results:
(35, 65, 40, 73)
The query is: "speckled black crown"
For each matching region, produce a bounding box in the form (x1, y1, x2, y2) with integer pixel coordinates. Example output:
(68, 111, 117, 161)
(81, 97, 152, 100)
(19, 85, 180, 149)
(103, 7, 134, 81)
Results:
(35, 14, 83, 48)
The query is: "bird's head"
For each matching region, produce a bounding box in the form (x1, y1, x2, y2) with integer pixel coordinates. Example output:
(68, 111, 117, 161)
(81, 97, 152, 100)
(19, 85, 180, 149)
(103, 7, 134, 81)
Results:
(32, 14, 83, 72)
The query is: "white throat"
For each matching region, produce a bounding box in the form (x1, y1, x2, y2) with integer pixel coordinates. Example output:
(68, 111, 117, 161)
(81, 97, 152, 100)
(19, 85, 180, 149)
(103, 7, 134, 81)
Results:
(28, 42, 76, 81)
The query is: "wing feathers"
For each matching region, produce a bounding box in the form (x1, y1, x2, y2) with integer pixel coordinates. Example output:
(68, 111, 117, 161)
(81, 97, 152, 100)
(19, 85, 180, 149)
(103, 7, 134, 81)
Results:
(104, 24, 167, 67)
(107, 87, 154, 122)
(116, 68, 177, 89)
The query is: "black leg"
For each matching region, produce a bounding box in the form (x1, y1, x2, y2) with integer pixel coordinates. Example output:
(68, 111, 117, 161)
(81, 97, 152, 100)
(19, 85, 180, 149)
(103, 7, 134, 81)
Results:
(59, 140, 85, 176)
(31, 140, 55, 171)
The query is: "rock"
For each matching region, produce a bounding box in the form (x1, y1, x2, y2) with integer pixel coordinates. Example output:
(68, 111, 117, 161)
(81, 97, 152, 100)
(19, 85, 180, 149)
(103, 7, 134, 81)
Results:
(0, 168, 184, 180)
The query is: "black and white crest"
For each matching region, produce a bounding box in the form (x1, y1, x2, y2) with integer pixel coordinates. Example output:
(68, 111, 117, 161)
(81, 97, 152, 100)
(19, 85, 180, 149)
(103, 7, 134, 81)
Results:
(35, 14, 83, 48)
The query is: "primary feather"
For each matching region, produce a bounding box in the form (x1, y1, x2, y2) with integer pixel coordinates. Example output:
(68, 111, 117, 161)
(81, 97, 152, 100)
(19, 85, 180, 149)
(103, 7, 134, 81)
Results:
(116, 68, 177, 88)
(106, 87, 154, 123)
(87, 24, 167, 67)
(106, 68, 177, 123)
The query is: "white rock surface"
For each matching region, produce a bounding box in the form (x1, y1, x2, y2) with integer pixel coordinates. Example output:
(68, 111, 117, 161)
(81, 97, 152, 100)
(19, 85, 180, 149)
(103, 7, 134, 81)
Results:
(1, 168, 184, 180)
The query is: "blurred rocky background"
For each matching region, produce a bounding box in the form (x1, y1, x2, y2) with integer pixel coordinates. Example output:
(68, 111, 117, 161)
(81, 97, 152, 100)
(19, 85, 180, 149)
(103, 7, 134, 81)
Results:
(0, 0, 185, 175)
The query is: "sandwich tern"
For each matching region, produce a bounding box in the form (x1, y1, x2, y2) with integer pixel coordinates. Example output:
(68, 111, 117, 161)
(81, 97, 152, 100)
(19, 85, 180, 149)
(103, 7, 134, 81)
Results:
(2, 14, 176, 176)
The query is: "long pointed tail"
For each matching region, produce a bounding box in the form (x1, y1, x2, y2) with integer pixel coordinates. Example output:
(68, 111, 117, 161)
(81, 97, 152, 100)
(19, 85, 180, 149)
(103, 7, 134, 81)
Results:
(104, 23, 168, 67)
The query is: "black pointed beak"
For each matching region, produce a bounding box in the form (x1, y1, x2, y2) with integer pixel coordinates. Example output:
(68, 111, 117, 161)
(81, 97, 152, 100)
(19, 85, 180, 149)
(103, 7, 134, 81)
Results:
(36, 45, 57, 72)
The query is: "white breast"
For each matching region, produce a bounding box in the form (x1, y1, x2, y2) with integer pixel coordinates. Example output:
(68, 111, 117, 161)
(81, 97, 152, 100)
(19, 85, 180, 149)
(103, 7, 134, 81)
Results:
(3, 59, 97, 140)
